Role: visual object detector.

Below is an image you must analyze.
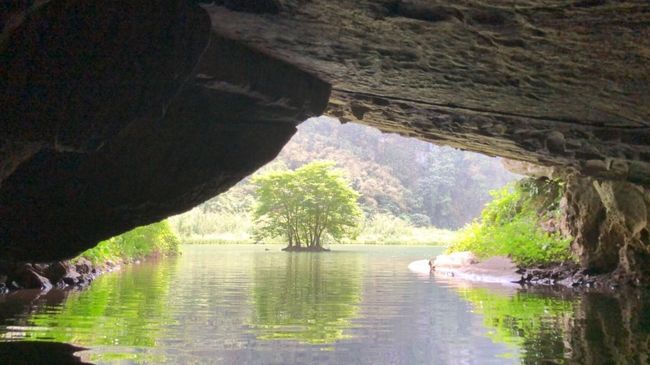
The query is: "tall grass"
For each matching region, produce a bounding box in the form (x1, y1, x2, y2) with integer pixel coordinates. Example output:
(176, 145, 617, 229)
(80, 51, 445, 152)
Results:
(344, 213, 455, 245)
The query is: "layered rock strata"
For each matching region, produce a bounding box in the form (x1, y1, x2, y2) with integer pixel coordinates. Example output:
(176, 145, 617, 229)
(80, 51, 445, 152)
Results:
(206, 0, 650, 183)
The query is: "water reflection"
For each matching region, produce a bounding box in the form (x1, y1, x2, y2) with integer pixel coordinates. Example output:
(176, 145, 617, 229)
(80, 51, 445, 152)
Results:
(0, 259, 179, 363)
(251, 252, 362, 343)
(0, 246, 647, 364)
(444, 282, 574, 364)
(438, 277, 650, 364)
(568, 290, 650, 365)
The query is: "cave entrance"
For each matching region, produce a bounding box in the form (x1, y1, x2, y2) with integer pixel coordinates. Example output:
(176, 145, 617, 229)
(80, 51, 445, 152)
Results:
(169, 116, 520, 246)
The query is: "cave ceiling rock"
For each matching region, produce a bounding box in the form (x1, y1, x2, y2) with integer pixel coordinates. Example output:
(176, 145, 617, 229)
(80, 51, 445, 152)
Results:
(207, 0, 650, 184)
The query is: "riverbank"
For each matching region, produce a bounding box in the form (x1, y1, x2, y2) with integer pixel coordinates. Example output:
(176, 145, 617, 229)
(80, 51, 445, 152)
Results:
(0, 251, 176, 294)
(0, 258, 116, 293)
(172, 214, 456, 247)
(429, 252, 627, 290)
(0, 220, 180, 294)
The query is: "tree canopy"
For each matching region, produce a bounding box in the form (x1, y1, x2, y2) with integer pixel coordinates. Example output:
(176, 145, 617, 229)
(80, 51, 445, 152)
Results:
(252, 161, 362, 250)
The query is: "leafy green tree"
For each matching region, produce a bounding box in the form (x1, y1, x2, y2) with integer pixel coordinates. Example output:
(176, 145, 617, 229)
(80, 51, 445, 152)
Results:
(252, 161, 362, 250)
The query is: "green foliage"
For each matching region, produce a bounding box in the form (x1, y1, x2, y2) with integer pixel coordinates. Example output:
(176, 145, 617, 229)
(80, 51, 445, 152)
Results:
(279, 117, 518, 229)
(252, 161, 362, 248)
(78, 220, 180, 264)
(170, 209, 255, 244)
(448, 178, 573, 266)
(169, 116, 519, 244)
(171, 117, 518, 237)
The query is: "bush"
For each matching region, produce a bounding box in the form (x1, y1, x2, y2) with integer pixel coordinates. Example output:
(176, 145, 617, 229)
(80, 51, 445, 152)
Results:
(170, 209, 255, 244)
(447, 179, 573, 266)
(77, 220, 180, 264)
(409, 213, 431, 227)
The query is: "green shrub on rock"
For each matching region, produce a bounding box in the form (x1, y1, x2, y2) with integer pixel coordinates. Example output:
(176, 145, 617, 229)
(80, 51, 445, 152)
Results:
(448, 178, 573, 266)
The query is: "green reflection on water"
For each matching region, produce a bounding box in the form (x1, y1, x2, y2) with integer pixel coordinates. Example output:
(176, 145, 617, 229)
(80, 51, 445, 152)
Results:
(250, 252, 362, 344)
(17, 260, 178, 362)
(3, 245, 648, 364)
(455, 286, 575, 363)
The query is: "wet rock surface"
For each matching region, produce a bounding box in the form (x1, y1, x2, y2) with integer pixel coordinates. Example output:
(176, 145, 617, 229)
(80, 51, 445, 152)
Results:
(432, 255, 522, 284)
(517, 261, 622, 289)
(0, 258, 125, 293)
(431, 253, 634, 290)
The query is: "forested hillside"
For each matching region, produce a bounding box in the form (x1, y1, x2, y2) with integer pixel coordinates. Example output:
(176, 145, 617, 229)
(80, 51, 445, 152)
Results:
(278, 117, 517, 228)
(171, 117, 518, 242)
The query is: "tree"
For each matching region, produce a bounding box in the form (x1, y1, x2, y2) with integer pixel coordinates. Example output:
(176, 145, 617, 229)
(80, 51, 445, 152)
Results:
(252, 161, 362, 250)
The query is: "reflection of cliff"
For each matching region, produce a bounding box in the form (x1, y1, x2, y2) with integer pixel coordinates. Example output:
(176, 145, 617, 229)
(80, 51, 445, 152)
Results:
(251, 253, 362, 344)
(450, 282, 650, 364)
(568, 291, 650, 365)
(0, 289, 70, 340)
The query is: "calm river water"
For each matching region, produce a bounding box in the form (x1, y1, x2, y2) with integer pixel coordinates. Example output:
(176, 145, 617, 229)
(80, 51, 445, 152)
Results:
(0, 245, 648, 364)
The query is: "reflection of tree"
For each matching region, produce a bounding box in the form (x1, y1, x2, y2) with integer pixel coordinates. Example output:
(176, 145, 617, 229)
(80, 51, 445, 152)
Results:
(251, 253, 362, 344)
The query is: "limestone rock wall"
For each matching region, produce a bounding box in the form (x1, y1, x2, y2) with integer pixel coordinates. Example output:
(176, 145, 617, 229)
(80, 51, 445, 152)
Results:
(564, 176, 650, 283)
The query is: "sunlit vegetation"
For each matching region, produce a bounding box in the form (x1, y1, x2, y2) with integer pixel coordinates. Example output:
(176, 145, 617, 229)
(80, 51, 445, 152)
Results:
(278, 117, 517, 229)
(251, 252, 362, 343)
(171, 210, 455, 246)
(345, 213, 456, 245)
(169, 116, 517, 245)
(448, 178, 573, 266)
(77, 220, 180, 264)
(252, 161, 362, 250)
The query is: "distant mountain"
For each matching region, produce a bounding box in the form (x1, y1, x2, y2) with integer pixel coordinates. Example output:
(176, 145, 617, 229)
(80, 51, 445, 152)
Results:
(273, 117, 519, 228)
(195, 117, 519, 229)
